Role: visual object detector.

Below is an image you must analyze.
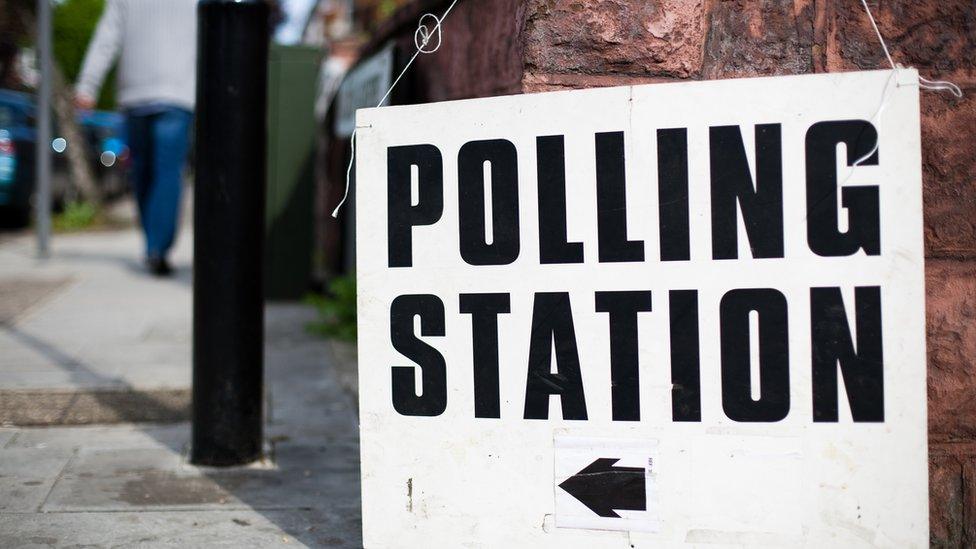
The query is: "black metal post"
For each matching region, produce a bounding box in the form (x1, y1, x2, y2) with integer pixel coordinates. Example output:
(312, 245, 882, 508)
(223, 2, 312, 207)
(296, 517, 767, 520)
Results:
(191, 0, 269, 466)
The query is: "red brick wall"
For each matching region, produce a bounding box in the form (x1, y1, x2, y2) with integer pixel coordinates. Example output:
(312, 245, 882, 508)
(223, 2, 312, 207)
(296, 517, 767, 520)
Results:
(517, 2, 975, 545)
(361, 3, 974, 543)
(366, 0, 527, 101)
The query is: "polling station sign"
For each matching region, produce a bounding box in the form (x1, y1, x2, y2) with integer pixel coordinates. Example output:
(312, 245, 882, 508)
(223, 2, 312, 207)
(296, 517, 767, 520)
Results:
(355, 69, 926, 547)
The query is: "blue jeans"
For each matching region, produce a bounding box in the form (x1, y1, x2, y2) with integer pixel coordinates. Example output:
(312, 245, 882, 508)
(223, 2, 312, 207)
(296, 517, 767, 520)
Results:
(125, 106, 193, 259)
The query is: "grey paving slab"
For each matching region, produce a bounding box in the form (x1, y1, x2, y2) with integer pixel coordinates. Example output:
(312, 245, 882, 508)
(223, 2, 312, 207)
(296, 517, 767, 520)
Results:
(0, 370, 125, 391)
(42, 448, 220, 512)
(0, 329, 90, 373)
(0, 429, 15, 448)
(263, 309, 359, 439)
(0, 332, 85, 372)
(328, 339, 359, 409)
(4, 423, 188, 452)
(71, 341, 191, 388)
(43, 442, 360, 513)
(0, 508, 361, 548)
(0, 277, 71, 325)
(208, 441, 361, 510)
(0, 448, 73, 512)
(0, 225, 193, 397)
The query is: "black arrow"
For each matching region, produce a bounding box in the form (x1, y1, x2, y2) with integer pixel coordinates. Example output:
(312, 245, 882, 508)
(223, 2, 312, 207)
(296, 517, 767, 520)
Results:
(558, 458, 646, 518)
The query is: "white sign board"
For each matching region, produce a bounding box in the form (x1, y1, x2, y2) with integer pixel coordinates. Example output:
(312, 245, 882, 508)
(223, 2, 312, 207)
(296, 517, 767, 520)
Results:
(355, 69, 927, 548)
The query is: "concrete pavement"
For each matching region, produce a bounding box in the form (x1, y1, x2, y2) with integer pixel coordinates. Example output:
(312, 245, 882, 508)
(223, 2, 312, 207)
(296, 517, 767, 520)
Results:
(0, 305, 363, 547)
(0, 226, 193, 424)
(0, 224, 364, 547)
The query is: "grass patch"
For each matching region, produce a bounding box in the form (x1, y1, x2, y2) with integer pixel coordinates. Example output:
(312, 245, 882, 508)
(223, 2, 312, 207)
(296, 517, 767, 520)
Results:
(305, 275, 357, 342)
(51, 201, 131, 232)
(53, 201, 100, 232)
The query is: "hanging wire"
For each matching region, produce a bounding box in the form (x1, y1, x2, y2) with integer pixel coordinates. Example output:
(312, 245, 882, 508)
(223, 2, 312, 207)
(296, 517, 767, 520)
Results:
(859, 0, 962, 98)
(332, 0, 962, 217)
(332, 0, 462, 218)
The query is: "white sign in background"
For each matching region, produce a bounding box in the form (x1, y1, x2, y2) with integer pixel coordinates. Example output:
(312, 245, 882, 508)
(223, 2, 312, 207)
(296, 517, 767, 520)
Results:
(355, 70, 926, 548)
(334, 43, 394, 138)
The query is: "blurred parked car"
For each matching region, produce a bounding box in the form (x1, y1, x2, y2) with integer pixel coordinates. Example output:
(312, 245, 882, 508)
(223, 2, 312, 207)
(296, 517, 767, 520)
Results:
(0, 89, 37, 226)
(0, 88, 129, 227)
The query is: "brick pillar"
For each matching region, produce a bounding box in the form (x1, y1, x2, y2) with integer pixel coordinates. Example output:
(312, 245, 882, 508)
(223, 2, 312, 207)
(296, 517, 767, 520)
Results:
(520, 1, 975, 546)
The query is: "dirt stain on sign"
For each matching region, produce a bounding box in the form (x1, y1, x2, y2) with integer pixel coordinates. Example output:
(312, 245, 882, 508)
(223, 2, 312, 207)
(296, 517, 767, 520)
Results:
(407, 478, 413, 512)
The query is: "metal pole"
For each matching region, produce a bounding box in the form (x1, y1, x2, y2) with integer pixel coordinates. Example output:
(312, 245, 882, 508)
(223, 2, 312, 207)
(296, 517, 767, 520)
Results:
(191, 0, 270, 466)
(35, 0, 52, 258)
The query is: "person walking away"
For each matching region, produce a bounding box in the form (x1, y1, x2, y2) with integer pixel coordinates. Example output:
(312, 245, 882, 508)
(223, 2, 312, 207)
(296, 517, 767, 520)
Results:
(75, 0, 197, 276)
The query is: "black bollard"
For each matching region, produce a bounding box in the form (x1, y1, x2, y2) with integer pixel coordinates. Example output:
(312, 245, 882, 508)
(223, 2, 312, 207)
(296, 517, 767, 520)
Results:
(191, 0, 270, 466)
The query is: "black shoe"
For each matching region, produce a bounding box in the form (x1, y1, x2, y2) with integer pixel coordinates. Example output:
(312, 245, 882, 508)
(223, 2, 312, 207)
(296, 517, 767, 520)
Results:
(146, 255, 173, 277)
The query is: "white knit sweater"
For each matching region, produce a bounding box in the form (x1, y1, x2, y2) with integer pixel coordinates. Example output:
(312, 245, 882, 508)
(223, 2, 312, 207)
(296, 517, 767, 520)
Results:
(76, 0, 198, 110)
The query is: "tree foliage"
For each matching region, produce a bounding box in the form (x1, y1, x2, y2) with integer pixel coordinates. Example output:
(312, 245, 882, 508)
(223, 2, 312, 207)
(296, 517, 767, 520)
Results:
(306, 276, 358, 342)
(53, 0, 115, 108)
(0, 0, 34, 44)
(0, 0, 35, 88)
